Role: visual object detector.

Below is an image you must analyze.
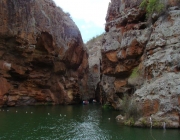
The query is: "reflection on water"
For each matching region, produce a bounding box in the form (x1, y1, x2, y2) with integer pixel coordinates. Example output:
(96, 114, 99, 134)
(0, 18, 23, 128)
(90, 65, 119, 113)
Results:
(0, 104, 180, 140)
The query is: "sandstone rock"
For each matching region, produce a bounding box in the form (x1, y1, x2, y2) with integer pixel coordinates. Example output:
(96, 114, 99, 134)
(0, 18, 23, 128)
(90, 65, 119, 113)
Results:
(105, 51, 118, 62)
(134, 8, 180, 128)
(100, 0, 180, 128)
(100, 0, 148, 110)
(0, 0, 88, 106)
(0, 77, 11, 105)
(86, 35, 103, 101)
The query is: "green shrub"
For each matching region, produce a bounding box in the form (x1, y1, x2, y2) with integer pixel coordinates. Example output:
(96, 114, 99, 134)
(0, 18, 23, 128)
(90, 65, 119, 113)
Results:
(124, 117, 135, 126)
(86, 33, 104, 46)
(121, 95, 140, 124)
(140, 0, 164, 16)
(141, 118, 147, 126)
(153, 120, 160, 127)
(128, 66, 144, 87)
(129, 67, 139, 78)
(102, 103, 113, 110)
(127, 102, 139, 118)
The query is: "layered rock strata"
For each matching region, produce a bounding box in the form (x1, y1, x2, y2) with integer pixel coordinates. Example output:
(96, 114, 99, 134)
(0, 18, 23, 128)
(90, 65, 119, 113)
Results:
(101, 0, 180, 128)
(0, 0, 88, 106)
(101, 0, 147, 109)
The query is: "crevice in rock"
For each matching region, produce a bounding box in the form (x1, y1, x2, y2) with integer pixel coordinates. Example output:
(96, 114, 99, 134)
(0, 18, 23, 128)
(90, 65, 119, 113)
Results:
(139, 23, 147, 30)
(94, 82, 101, 102)
(139, 13, 146, 22)
(36, 32, 54, 54)
(115, 92, 124, 100)
(31, 57, 54, 68)
(8, 70, 28, 81)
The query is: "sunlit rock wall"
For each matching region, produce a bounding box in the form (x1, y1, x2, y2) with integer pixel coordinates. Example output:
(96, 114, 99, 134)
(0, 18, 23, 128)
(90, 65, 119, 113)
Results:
(101, 0, 180, 128)
(0, 0, 88, 106)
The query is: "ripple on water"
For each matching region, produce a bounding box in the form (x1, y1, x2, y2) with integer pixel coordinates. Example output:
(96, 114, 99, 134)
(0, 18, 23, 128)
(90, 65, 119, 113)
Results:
(0, 105, 180, 140)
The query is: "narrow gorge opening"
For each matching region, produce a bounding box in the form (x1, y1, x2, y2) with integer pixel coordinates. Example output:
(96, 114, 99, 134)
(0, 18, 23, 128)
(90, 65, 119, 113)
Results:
(0, 2, 180, 139)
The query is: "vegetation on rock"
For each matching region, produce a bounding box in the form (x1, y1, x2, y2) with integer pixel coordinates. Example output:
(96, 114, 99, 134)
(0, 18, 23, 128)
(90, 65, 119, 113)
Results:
(121, 95, 140, 125)
(124, 117, 135, 126)
(128, 66, 144, 87)
(102, 103, 113, 110)
(86, 33, 104, 49)
(141, 118, 148, 126)
(129, 67, 139, 78)
(140, 0, 164, 16)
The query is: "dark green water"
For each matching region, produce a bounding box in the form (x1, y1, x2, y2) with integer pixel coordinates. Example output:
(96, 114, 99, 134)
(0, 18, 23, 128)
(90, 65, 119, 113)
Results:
(0, 104, 180, 140)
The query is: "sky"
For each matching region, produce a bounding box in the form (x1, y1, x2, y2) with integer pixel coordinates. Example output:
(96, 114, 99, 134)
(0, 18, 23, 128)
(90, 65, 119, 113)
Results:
(53, 0, 110, 43)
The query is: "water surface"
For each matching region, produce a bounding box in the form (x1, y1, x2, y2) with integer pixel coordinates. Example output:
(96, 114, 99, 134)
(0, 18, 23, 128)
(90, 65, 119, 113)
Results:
(0, 104, 180, 140)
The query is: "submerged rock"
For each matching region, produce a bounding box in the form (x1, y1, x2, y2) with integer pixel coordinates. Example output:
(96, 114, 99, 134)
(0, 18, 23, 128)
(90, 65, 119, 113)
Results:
(116, 114, 127, 124)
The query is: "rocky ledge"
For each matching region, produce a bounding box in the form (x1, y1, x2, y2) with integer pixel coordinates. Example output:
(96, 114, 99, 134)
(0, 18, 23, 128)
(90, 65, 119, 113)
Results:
(0, 0, 88, 106)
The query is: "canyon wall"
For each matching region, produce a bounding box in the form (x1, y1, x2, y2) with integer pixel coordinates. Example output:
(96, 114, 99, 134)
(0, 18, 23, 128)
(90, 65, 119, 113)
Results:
(100, 0, 180, 128)
(86, 35, 103, 101)
(0, 0, 88, 106)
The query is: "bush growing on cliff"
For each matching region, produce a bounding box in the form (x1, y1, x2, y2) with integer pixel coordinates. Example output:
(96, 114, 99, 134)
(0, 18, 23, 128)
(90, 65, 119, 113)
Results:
(128, 66, 144, 87)
(121, 95, 140, 121)
(140, 0, 164, 17)
(124, 117, 135, 126)
(129, 67, 139, 78)
(86, 33, 104, 46)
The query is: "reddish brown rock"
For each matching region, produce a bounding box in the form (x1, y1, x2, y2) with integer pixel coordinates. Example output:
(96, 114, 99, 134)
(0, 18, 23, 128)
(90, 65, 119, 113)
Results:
(0, 0, 88, 107)
(100, 0, 148, 107)
(0, 77, 11, 105)
(142, 99, 160, 116)
(114, 79, 127, 89)
(168, 0, 179, 6)
(105, 51, 118, 62)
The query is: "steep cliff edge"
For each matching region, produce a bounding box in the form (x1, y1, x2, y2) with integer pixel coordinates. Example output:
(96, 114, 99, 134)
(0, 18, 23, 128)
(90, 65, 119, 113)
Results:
(101, 0, 180, 128)
(0, 0, 88, 106)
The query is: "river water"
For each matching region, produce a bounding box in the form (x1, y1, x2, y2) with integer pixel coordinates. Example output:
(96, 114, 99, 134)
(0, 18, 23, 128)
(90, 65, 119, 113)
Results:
(0, 104, 179, 140)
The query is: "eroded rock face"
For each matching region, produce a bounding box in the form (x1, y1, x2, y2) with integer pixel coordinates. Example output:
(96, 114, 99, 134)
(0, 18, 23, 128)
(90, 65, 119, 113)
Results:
(0, 0, 88, 106)
(101, 0, 148, 109)
(86, 36, 103, 101)
(101, 0, 180, 128)
(134, 5, 180, 128)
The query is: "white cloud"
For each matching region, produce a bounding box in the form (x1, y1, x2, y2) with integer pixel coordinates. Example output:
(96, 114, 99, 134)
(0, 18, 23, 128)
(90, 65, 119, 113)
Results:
(53, 0, 110, 42)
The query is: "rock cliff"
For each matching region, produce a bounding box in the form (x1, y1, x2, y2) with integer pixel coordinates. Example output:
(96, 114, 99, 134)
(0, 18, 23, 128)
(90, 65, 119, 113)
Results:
(0, 0, 88, 106)
(86, 35, 103, 101)
(100, 0, 180, 128)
